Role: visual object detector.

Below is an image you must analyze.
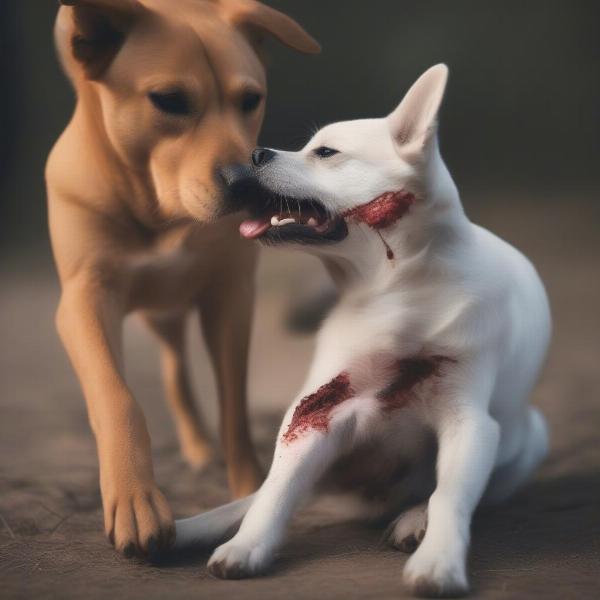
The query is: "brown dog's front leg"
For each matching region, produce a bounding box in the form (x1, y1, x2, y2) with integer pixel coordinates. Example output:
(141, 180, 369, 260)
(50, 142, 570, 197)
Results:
(142, 312, 213, 470)
(199, 254, 263, 498)
(56, 275, 174, 557)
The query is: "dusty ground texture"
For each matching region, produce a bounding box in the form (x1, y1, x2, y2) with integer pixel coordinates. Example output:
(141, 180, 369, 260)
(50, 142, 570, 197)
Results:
(1, 194, 599, 599)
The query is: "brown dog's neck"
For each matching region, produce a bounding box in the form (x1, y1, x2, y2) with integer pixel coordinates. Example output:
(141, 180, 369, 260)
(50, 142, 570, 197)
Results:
(70, 89, 179, 232)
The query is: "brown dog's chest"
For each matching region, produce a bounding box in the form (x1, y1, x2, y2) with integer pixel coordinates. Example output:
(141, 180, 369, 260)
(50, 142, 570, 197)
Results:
(124, 219, 243, 312)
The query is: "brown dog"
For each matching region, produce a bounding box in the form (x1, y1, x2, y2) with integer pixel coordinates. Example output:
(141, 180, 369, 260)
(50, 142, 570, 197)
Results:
(45, 0, 318, 557)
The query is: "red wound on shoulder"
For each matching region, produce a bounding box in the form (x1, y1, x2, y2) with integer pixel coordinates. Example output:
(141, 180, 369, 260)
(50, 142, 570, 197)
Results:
(377, 356, 455, 410)
(282, 373, 355, 443)
(342, 190, 416, 230)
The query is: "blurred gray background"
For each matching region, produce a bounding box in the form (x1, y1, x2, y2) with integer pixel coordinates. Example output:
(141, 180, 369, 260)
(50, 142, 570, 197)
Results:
(1, 3, 600, 599)
(1, 0, 598, 254)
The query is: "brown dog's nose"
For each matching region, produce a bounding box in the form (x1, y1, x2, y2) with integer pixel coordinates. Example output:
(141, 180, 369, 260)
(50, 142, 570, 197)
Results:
(219, 163, 254, 190)
(252, 147, 276, 167)
(218, 163, 262, 209)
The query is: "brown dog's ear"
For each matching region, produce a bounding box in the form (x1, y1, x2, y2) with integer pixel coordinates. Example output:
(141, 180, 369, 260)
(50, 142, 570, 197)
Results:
(59, 0, 143, 79)
(225, 0, 320, 54)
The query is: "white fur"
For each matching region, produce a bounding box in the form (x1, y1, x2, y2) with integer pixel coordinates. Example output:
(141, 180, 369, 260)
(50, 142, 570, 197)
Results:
(176, 64, 551, 597)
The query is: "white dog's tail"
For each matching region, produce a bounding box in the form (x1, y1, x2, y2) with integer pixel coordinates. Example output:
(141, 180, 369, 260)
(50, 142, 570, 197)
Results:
(174, 494, 255, 550)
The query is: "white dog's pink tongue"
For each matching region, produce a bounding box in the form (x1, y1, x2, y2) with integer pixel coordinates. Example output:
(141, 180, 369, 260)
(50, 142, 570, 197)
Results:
(239, 218, 271, 239)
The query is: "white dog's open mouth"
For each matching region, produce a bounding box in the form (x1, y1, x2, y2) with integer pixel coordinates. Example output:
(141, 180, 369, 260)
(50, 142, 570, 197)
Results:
(239, 196, 348, 245)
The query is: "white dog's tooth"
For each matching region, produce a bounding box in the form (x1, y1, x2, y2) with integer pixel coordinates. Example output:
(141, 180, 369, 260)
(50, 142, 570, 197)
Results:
(307, 217, 318, 226)
(278, 217, 296, 226)
(270, 215, 280, 226)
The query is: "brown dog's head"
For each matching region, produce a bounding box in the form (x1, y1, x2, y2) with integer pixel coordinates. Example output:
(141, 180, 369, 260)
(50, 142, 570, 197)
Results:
(56, 0, 319, 222)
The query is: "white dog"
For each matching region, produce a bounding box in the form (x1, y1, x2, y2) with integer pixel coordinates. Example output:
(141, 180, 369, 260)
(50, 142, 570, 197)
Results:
(175, 64, 551, 597)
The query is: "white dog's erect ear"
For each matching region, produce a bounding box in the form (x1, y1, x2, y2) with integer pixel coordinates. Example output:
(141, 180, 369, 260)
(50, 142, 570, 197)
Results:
(59, 0, 144, 79)
(224, 0, 321, 54)
(388, 64, 449, 156)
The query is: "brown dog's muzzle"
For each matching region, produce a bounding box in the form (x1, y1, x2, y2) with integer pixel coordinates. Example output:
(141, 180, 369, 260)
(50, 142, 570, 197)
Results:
(218, 146, 278, 212)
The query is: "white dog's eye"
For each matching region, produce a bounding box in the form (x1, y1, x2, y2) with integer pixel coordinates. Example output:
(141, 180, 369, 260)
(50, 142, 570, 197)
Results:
(313, 146, 340, 158)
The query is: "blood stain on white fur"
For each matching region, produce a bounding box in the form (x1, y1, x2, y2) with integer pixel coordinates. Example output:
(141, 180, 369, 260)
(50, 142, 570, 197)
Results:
(377, 356, 455, 410)
(282, 373, 355, 443)
(342, 190, 415, 229)
(343, 190, 416, 260)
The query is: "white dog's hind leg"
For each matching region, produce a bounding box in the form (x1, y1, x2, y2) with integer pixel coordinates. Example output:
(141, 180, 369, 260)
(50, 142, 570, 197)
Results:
(484, 407, 549, 505)
(174, 494, 255, 550)
(386, 502, 428, 553)
(404, 407, 500, 598)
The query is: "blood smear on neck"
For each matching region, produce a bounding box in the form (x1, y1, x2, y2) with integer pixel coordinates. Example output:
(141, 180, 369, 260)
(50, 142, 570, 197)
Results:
(342, 190, 415, 230)
(376, 230, 395, 260)
(342, 190, 415, 260)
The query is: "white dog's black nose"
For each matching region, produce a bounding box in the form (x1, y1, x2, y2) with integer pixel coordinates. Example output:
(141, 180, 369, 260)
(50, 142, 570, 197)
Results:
(252, 147, 276, 167)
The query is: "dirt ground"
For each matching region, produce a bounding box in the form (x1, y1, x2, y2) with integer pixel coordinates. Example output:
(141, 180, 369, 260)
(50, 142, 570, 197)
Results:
(1, 194, 599, 599)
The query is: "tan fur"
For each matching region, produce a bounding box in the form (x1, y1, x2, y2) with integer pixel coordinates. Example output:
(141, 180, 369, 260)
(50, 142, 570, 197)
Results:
(46, 0, 318, 557)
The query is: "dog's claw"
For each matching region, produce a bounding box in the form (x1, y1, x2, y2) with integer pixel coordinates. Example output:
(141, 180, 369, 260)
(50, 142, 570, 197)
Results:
(146, 536, 158, 558)
(404, 543, 469, 598)
(104, 483, 174, 560)
(411, 576, 469, 598)
(396, 534, 419, 553)
(386, 503, 428, 554)
(207, 540, 272, 580)
(123, 542, 136, 558)
(208, 559, 250, 580)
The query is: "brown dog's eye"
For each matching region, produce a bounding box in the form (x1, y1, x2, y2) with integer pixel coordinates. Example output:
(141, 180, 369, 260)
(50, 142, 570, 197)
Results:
(241, 91, 262, 114)
(148, 91, 190, 116)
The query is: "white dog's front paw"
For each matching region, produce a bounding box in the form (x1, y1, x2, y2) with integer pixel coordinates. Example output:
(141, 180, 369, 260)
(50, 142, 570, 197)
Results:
(403, 544, 469, 598)
(207, 538, 273, 579)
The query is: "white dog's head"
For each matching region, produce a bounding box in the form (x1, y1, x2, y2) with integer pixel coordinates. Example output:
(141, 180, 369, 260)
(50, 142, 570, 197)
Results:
(237, 64, 457, 256)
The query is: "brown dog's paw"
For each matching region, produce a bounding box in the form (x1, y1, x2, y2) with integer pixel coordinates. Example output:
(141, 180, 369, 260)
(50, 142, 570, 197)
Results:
(105, 486, 175, 559)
